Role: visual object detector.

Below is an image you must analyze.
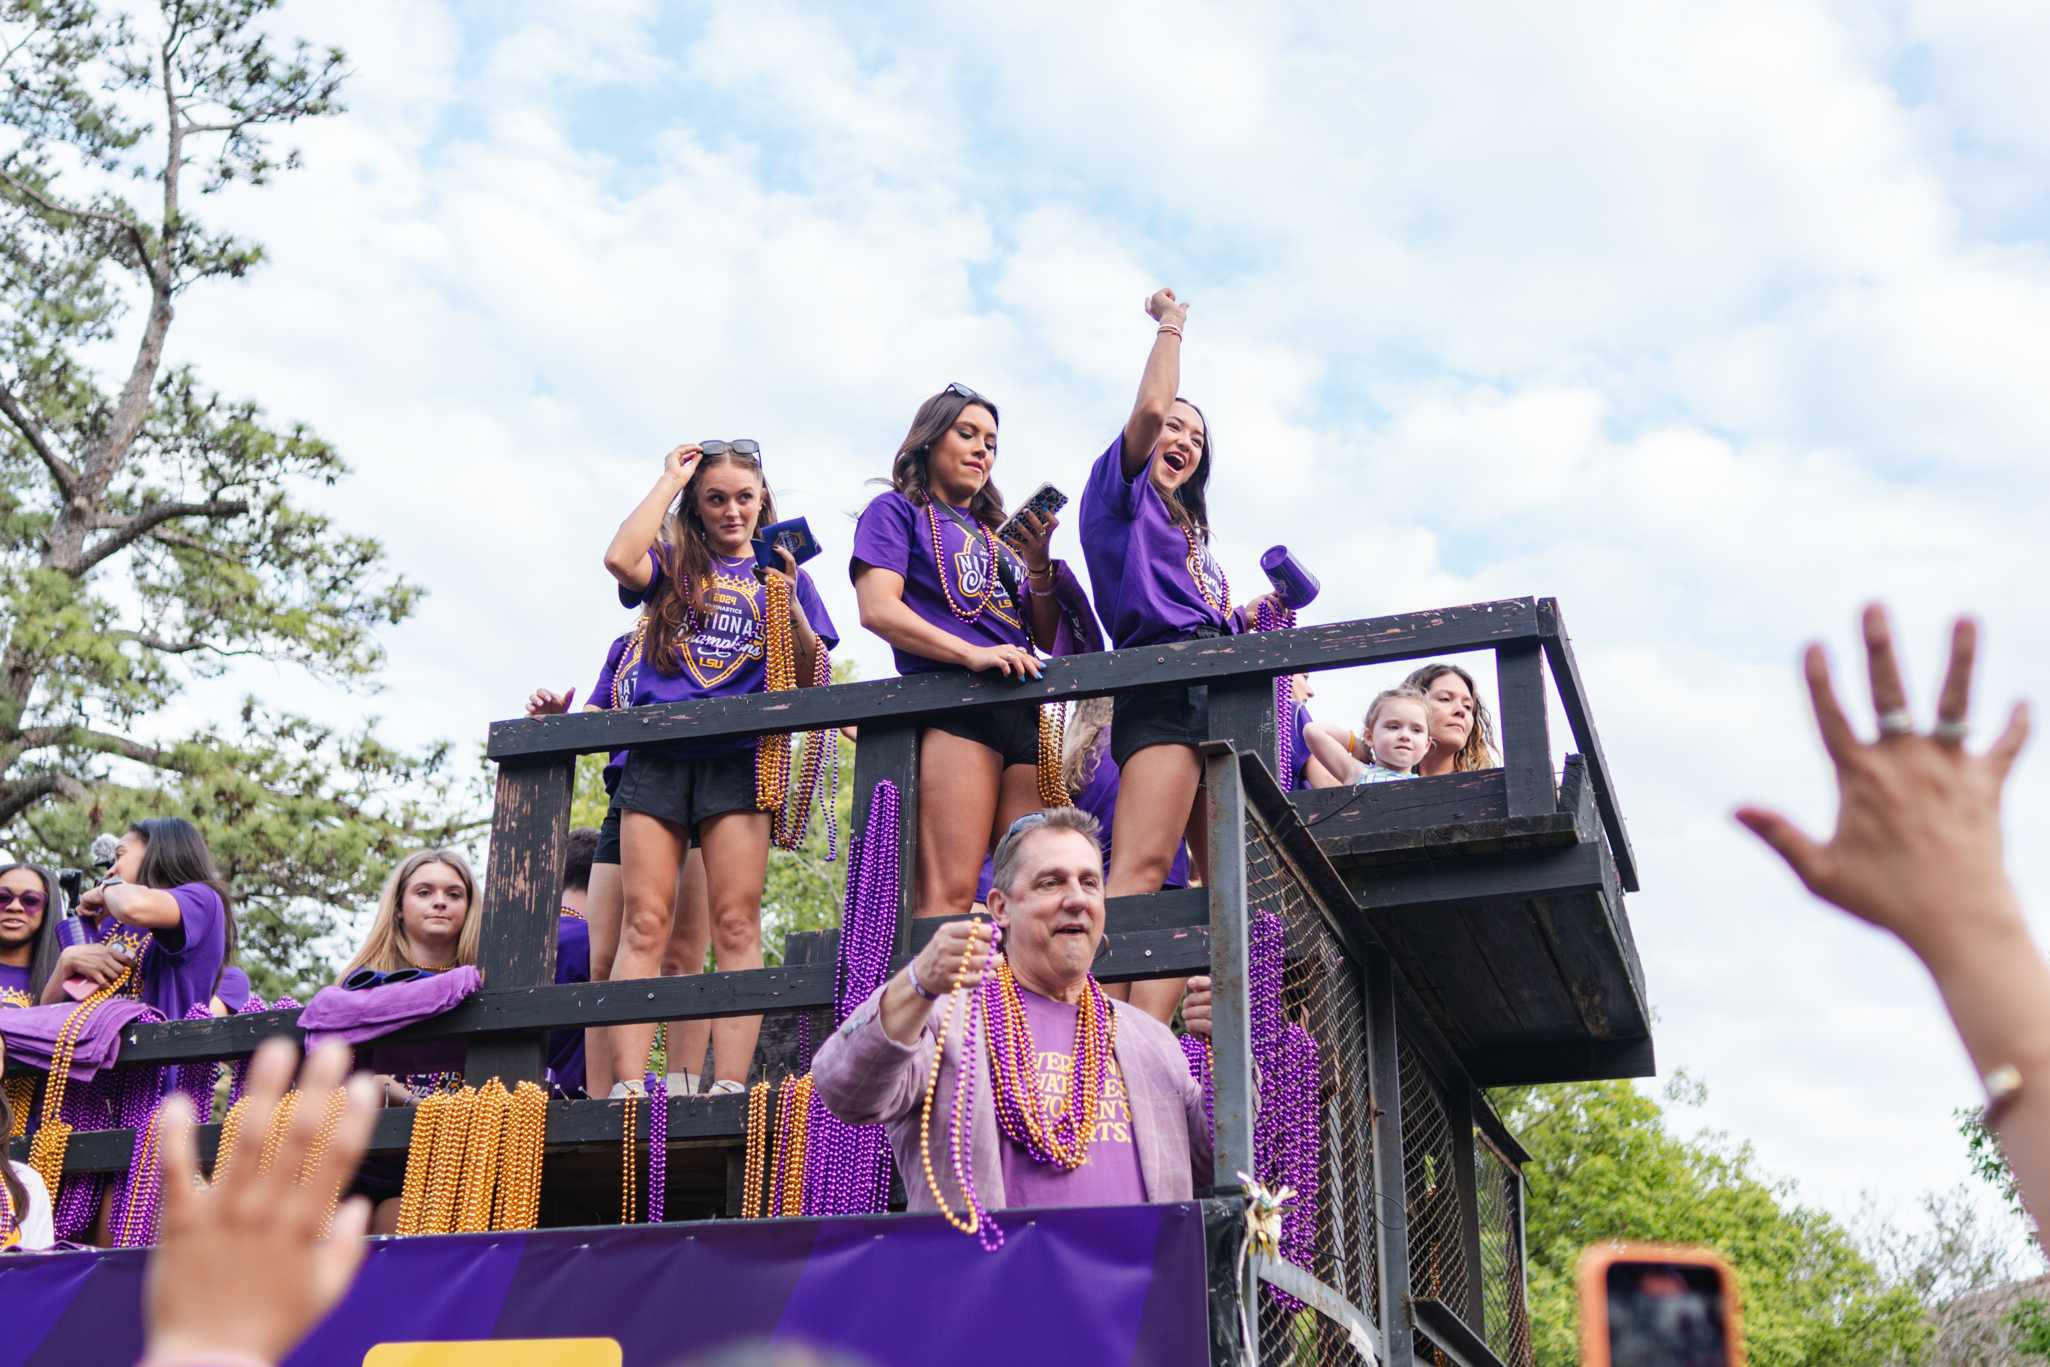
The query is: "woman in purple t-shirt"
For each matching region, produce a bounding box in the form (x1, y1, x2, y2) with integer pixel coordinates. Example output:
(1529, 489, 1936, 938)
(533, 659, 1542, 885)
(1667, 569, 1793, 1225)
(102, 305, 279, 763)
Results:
(0, 863, 62, 1009)
(850, 385, 1070, 920)
(48, 818, 233, 1024)
(1079, 289, 1281, 1023)
(602, 442, 838, 1096)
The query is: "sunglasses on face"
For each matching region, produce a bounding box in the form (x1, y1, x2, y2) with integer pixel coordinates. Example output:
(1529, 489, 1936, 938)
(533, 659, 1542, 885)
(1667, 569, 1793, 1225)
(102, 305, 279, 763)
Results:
(699, 439, 762, 461)
(0, 889, 46, 914)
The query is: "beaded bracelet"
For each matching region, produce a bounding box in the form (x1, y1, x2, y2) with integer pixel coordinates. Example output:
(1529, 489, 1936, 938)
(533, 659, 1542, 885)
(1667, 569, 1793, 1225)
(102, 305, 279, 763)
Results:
(1157, 323, 1184, 339)
(908, 965, 941, 1002)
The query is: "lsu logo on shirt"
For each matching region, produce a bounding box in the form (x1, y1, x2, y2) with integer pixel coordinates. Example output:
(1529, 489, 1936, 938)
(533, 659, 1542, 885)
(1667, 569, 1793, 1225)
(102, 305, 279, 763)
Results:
(680, 577, 766, 689)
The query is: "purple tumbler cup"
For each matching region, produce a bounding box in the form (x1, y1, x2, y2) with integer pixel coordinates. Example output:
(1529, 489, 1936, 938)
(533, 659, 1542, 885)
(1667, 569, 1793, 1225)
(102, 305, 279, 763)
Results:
(1260, 546, 1320, 611)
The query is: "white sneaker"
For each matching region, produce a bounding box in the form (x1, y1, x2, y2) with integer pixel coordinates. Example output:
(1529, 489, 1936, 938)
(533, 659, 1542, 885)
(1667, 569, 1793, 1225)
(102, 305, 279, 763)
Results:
(608, 1079, 647, 1100)
(666, 1071, 700, 1096)
(706, 1079, 746, 1096)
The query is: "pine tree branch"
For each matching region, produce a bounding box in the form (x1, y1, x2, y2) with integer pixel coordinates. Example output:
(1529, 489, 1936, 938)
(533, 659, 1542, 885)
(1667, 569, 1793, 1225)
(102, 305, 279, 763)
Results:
(0, 167, 153, 271)
(0, 381, 80, 502)
(72, 497, 247, 573)
(0, 772, 91, 827)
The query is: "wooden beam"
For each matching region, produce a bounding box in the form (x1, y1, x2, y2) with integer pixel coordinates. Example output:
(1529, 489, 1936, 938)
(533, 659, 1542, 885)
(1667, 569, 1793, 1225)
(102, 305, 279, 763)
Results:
(1341, 841, 1608, 914)
(1495, 640, 1555, 820)
(487, 600, 1543, 762)
(1203, 738, 1258, 1190)
(1413, 1297, 1510, 1367)
(1537, 598, 1639, 892)
(1464, 1037, 1656, 1086)
(1366, 948, 1417, 1367)
(467, 758, 572, 1085)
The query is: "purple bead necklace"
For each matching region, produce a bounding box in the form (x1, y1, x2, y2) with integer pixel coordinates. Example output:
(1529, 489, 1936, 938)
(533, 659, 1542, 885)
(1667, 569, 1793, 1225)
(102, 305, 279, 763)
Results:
(644, 1070, 668, 1223)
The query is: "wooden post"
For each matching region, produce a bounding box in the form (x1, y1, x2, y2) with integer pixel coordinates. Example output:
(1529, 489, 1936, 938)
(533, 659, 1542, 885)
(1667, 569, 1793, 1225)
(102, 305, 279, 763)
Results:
(1204, 738, 1258, 1361)
(1495, 641, 1554, 819)
(1366, 948, 1417, 1367)
(466, 758, 572, 1085)
(1209, 676, 1277, 786)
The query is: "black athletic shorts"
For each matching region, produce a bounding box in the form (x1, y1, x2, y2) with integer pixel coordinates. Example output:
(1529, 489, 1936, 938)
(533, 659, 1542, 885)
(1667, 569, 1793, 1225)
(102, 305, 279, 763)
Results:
(613, 747, 759, 845)
(1112, 683, 1211, 769)
(594, 766, 624, 865)
(928, 700, 1041, 769)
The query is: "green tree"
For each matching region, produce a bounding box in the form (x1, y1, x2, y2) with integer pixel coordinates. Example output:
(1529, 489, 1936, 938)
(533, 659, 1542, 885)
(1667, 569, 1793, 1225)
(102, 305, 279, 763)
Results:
(0, 0, 478, 991)
(1495, 1077, 1930, 1366)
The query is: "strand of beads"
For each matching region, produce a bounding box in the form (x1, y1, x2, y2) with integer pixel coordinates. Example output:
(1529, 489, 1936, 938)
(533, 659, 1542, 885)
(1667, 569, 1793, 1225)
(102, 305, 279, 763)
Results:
(755, 572, 796, 818)
(420, 1086, 475, 1235)
(1180, 1034, 1216, 1137)
(1036, 702, 1070, 807)
(780, 1075, 814, 1218)
(644, 1071, 668, 1223)
(493, 1081, 548, 1232)
(1252, 599, 1299, 783)
(1274, 1022, 1322, 1305)
(773, 644, 839, 853)
(256, 1090, 301, 1176)
(741, 1080, 771, 1218)
(1181, 525, 1232, 617)
(983, 957, 1117, 1169)
(918, 919, 998, 1246)
(394, 1091, 446, 1235)
(4, 1075, 33, 1139)
(302, 1089, 348, 1238)
(108, 1065, 170, 1247)
(768, 1073, 800, 1215)
(951, 940, 1001, 1251)
(454, 1079, 510, 1233)
(924, 503, 1001, 622)
(619, 1091, 639, 1224)
(28, 969, 132, 1195)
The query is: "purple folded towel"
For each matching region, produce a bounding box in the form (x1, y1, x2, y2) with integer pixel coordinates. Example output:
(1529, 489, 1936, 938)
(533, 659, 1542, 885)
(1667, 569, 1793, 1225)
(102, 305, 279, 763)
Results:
(299, 965, 482, 1049)
(0, 998, 164, 1082)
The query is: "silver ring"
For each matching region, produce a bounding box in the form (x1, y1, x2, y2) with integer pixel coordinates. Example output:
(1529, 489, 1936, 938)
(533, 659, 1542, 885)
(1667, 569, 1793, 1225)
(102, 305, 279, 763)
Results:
(1877, 709, 1916, 737)
(1933, 718, 1970, 742)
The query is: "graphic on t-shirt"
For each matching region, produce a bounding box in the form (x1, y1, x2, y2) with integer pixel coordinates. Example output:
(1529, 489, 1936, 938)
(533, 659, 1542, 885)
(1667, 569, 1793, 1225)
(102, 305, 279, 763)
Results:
(678, 572, 767, 690)
(1032, 1047, 1135, 1154)
(0, 987, 30, 1009)
(1186, 537, 1228, 614)
(943, 527, 1022, 630)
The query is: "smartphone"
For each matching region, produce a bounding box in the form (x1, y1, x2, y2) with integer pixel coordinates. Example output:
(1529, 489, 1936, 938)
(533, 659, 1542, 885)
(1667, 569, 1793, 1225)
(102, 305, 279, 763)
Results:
(996, 483, 1068, 550)
(1578, 1244, 1744, 1367)
(751, 516, 822, 570)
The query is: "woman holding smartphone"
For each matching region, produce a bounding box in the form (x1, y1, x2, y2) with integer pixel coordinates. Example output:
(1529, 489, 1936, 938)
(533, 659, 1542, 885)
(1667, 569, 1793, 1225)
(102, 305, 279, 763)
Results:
(851, 384, 1082, 919)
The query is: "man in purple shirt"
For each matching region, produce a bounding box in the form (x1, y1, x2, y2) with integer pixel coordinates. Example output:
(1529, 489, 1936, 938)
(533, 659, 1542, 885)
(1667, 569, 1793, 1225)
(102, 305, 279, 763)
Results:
(813, 807, 1213, 1211)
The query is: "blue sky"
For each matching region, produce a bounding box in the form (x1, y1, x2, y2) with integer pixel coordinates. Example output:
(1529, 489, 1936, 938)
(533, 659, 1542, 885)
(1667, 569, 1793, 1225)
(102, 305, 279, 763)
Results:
(126, 0, 2050, 1246)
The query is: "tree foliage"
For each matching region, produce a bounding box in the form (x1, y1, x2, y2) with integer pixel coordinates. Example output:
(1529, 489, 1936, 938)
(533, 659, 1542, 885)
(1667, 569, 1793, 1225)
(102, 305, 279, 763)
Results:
(0, 0, 478, 989)
(1495, 1077, 1930, 1366)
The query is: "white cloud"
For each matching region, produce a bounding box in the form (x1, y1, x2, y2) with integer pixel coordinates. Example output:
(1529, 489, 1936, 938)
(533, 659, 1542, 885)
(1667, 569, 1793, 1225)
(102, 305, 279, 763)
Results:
(99, 0, 2050, 1242)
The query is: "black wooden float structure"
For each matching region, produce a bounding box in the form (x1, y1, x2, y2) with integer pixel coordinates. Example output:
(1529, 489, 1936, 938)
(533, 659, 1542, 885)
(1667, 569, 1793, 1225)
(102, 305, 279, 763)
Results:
(9, 595, 1649, 1367)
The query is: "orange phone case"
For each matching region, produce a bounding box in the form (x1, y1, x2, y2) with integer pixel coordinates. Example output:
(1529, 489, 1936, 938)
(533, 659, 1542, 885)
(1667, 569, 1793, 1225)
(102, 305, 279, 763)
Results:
(1577, 1242, 1745, 1367)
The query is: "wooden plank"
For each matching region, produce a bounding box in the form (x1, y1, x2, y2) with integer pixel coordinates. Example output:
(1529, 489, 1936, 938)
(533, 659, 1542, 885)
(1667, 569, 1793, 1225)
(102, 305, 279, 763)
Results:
(1209, 676, 1276, 791)
(1340, 842, 1607, 915)
(1294, 770, 1517, 847)
(487, 600, 1543, 762)
(1448, 1084, 1487, 1330)
(468, 758, 572, 1085)
(1473, 1091, 1532, 1169)
(1495, 640, 1554, 820)
(1464, 1037, 1656, 1087)
(1450, 900, 1586, 1046)
(1537, 598, 1639, 892)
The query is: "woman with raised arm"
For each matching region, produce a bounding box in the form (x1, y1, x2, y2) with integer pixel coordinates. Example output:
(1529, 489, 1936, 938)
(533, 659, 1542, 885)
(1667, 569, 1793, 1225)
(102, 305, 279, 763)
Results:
(1739, 605, 2045, 1250)
(1080, 289, 1279, 1023)
(602, 442, 837, 1097)
(851, 385, 1076, 920)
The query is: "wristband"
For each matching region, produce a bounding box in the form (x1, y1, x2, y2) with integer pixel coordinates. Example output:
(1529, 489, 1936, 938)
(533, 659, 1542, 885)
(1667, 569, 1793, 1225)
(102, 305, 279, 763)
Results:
(1157, 323, 1183, 339)
(907, 965, 941, 1002)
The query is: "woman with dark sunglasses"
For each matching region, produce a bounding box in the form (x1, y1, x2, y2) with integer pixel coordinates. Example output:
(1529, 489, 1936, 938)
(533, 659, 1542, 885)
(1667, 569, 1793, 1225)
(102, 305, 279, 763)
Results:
(851, 385, 1085, 919)
(601, 441, 838, 1097)
(1081, 289, 1281, 1023)
(0, 864, 62, 1009)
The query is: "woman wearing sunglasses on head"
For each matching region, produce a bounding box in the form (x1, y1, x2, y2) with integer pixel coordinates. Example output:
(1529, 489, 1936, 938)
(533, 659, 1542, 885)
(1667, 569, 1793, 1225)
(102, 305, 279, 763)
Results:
(601, 440, 838, 1097)
(1081, 289, 1282, 1024)
(851, 384, 1095, 920)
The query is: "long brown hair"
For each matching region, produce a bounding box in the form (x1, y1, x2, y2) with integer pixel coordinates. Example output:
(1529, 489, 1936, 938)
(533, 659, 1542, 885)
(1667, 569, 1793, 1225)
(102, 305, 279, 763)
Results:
(128, 819, 236, 992)
(338, 849, 482, 980)
(1402, 663, 1500, 772)
(647, 451, 780, 678)
(0, 862, 63, 1002)
(888, 389, 1006, 530)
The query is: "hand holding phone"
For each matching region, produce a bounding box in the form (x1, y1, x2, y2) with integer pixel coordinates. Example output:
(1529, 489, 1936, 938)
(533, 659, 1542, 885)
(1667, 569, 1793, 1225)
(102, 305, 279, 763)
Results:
(998, 484, 1069, 552)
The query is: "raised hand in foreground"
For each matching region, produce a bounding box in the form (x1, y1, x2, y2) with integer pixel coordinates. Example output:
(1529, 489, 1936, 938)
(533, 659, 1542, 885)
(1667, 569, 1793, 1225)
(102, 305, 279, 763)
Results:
(143, 1038, 378, 1367)
(1736, 604, 2046, 1248)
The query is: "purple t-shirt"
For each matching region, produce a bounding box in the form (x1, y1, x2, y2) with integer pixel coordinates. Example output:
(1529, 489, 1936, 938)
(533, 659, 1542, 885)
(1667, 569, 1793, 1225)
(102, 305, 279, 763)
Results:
(547, 915, 590, 1096)
(1080, 434, 1233, 649)
(0, 961, 32, 1009)
(617, 548, 839, 755)
(138, 884, 228, 1023)
(850, 490, 1029, 674)
(589, 629, 633, 776)
(999, 987, 1147, 1208)
(214, 964, 252, 1014)
(1288, 702, 1311, 791)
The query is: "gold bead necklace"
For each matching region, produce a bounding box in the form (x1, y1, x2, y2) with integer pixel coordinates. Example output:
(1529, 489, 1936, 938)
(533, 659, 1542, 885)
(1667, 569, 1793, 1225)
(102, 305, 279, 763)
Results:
(741, 1080, 771, 1219)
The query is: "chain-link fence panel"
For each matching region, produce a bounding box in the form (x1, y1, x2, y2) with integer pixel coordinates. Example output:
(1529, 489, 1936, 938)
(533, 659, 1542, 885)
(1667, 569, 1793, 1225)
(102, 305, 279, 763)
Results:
(1243, 809, 1382, 1367)
(1399, 1037, 1472, 1347)
(1476, 1134, 1536, 1367)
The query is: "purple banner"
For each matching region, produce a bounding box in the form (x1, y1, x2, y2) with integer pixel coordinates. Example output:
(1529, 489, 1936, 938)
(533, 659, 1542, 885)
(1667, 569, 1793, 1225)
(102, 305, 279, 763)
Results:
(0, 1202, 1209, 1366)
